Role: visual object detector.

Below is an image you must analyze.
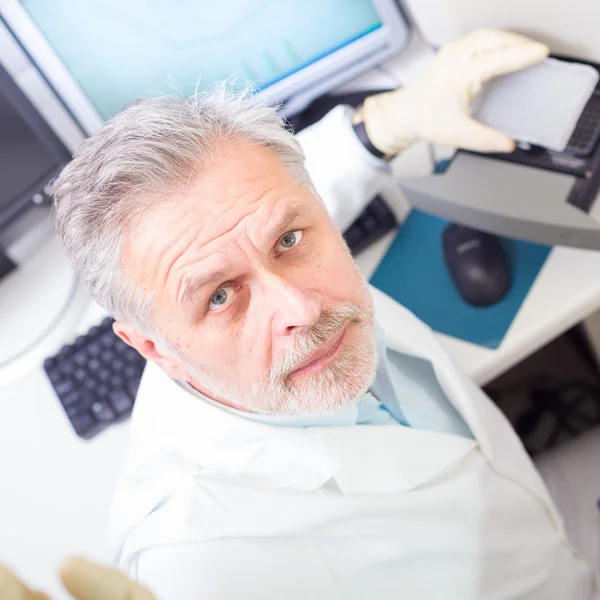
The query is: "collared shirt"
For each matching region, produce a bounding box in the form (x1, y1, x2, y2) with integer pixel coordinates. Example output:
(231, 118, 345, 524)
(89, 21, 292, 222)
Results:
(179, 323, 473, 438)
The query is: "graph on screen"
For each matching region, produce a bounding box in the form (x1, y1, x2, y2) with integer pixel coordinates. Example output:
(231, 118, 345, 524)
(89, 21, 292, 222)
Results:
(21, 0, 382, 119)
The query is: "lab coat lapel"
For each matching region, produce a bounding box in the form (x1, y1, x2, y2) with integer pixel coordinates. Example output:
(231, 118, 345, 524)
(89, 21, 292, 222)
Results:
(131, 363, 341, 493)
(140, 359, 476, 497)
(368, 285, 561, 513)
(313, 424, 477, 495)
(369, 285, 494, 454)
(311, 286, 486, 495)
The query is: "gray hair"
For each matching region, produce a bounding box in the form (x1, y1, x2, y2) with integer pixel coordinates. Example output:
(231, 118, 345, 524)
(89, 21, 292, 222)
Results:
(53, 84, 309, 337)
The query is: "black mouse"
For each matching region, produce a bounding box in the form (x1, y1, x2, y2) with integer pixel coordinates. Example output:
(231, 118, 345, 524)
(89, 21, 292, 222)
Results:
(442, 224, 510, 307)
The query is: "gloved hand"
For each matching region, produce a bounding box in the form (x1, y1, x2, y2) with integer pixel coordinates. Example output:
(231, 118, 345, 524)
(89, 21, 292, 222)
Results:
(0, 557, 156, 600)
(362, 29, 550, 155)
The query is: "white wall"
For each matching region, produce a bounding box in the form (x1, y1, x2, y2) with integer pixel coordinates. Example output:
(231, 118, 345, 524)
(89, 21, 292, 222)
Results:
(402, 0, 600, 62)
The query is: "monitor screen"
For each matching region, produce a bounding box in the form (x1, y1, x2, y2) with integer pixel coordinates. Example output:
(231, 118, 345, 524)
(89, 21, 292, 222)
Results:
(20, 0, 383, 120)
(0, 85, 57, 211)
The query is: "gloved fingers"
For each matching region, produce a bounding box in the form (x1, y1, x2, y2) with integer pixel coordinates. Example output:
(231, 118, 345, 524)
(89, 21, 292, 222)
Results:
(451, 116, 516, 153)
(0, 564, 50, 600)
(442, 29, 548, 81)
(59, 557, 157, 600)
(475, 38, 549, 82)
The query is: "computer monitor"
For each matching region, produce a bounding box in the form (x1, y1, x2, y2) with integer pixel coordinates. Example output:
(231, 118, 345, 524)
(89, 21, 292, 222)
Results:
(1, 0, 411, 136)
(0, 61, 70, 236)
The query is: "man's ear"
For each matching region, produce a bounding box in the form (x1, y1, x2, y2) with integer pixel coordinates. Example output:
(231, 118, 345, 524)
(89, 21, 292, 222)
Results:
(112, 321, 189, 381)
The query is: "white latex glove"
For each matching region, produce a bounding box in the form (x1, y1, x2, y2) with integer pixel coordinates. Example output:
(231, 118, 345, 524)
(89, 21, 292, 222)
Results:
(0, 557, 156, 600)
(362, 29, 550, 155)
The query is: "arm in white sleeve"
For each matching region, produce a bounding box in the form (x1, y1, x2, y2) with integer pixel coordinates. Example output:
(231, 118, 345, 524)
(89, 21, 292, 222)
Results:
(296, 104, 391, 233)
(134, 539, 328, 600)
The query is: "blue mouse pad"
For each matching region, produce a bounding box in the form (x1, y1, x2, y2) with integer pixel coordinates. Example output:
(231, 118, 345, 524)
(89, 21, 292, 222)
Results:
(369, 211, 552, 349)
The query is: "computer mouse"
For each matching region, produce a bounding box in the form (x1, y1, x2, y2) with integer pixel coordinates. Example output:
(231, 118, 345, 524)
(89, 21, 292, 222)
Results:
(442, 224, 511, 307)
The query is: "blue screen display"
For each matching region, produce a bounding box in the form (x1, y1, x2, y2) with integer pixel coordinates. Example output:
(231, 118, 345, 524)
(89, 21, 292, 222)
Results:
(21, 0, 382, 119)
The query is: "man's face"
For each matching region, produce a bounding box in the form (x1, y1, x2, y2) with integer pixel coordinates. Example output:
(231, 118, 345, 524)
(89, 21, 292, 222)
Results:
(120, 140, 377, 415)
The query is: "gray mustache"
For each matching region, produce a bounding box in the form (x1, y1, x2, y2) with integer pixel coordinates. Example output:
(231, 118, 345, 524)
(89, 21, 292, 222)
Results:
(268, 301, 364, 382)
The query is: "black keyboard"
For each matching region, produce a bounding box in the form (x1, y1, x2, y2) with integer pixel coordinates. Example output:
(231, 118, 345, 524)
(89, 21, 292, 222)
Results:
(343, 195, 397, 255)
(566, 91, 600, 156)
(44, 317, 146, 439)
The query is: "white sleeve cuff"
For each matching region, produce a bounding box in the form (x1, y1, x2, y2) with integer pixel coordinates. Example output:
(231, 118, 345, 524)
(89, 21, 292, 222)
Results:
(297, 105, 391, 232)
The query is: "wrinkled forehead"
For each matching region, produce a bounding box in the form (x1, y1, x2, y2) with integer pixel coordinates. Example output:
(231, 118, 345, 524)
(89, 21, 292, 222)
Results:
(120, 140, 323, 289)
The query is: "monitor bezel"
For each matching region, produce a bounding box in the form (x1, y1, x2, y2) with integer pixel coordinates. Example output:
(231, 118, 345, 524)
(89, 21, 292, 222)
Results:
(0, 0, 411, 133)
(0, 60, 71, 231)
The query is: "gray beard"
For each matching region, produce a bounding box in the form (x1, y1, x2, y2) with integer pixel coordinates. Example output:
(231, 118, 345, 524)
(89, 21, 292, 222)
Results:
(182, 301, 378, 416)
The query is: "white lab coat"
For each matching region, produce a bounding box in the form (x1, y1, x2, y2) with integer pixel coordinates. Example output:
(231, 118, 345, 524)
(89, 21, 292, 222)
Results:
(110, 106, 599, 599)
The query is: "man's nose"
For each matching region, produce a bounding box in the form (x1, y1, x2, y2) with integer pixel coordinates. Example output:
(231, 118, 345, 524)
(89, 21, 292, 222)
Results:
(260, 271, 323, 335)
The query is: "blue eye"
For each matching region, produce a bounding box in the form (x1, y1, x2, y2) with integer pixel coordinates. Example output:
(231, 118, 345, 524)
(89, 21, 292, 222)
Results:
(208, 286, 234, 311)
(278, 230, 303, 252)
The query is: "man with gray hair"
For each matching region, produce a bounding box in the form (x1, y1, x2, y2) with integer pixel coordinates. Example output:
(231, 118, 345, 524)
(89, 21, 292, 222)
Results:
(18, 29, 597, 600)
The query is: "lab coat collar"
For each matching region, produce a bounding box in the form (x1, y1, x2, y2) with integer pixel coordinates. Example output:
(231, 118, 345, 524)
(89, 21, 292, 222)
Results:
(368, 285, 495, 459)
(133, 364, 478, 496)
(130, 363, 340, 493)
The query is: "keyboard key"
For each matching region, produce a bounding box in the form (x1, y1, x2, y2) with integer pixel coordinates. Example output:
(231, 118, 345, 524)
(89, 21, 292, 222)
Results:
(46, 368, 62, 383)
(55, 380, 74, 395)
(60, 361, 75, 376)
(61, 344, 74, 357)
(74, 334, 89, 347)
(71, 413, 95, 434)
(115, 341, 130, 354)
(83, 378, 96, 390)
(361, 215, 378, 233)
(343, 196, 397, 256)
(127, 378, 141, 399)
(124, 365, 138, 378)
(111, 358, 125, 371)
(110, 375, 124, 388)
(61, 391, 80, 407)
(344, 225, 363, 249)
(66, 404, 83, 417)
(91, 401, 116, 422)
(73, 352, 87, 366)
(124, 347, 142, 362)
(74, 368, 87, 382)
(109, 391, 133, 415)
(101, 332, 115, 347)
(43, 357, 56, 370)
